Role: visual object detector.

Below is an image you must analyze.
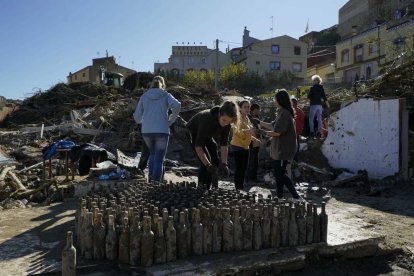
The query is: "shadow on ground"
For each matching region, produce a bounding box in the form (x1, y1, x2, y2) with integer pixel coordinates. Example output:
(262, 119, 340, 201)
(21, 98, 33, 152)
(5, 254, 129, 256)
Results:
(0, 199, 76, 274)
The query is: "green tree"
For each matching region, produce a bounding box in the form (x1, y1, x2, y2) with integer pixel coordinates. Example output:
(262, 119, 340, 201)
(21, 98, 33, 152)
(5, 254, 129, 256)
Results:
(219, 63, 265, 95)
(182, 70, 214, 90)
(264, 70, 297, 89)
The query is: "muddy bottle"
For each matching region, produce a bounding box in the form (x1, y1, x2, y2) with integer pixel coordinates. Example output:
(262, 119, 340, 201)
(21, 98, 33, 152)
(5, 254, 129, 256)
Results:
(62, 231, 76, 276)
(261, 205, 271, 249)
(233, 209, 243, 251)
(141, 216, 154, 267)
(162, 208, 169, 232)
(313, 204, 321, 243)
(154, 217, 167, 264)
(79, 207, 87, 256)
(152, 213, 160, 236)
(288, 207, 298, 246)
(129, 216, 142, 266)
(297, 204, 307, 245)
(212, 207, 223, 253)
(306, 203, 314, 244)
(191, 208, 203, 255)
(280, 205, 289, 246)
(177, 212, 188, 259)
(84, 212, 94, 259)
(76, 201, 86, 247)
(105, 214, 118, 261)
(252, 209, 262, 250)
(222, 208, 234, 252)
(242, 207, 253, 251)
(118, 217, 130, 264)
(184, 209, 192, 255)
(320, 202, 328, 243)
(93, 213, 106, 260)
(202, 207, 213, 254)
(270, 206, 281, 248)
(165, 216, 177, 262)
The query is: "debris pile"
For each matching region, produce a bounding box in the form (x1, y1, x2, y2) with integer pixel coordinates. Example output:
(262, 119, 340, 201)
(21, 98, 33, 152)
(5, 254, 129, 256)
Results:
(0, 81, 224, 208)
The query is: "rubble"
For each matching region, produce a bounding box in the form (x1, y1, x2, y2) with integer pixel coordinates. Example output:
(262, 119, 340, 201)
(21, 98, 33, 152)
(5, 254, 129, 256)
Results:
(0, 50, 412, 209)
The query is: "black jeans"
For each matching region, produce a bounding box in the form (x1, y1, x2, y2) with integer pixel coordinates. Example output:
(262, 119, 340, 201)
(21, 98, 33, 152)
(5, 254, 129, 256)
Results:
(293, 136, 300, 162)
(247, 146, 259, 181)
(272, 160, 299, 199)
(138, 139, 150, 171)
(191, 134, 220, 189)
(233, 149, 249, 190)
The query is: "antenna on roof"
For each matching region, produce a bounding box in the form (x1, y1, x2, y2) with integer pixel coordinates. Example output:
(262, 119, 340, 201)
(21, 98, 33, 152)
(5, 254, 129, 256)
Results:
(270, 16, 274, 37)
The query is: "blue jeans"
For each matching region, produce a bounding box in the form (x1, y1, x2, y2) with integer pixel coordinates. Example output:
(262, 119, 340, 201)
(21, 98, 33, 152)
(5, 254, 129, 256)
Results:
(309, 105, 323, 135)
(142, 133, 169, 182)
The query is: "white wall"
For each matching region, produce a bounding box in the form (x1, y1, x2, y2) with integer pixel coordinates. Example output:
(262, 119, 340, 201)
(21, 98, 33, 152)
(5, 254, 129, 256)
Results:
(322, 98, 400, 179)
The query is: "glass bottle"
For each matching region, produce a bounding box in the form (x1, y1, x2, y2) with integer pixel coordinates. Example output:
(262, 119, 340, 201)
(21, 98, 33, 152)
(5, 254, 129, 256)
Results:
(62, 231, 76, 276)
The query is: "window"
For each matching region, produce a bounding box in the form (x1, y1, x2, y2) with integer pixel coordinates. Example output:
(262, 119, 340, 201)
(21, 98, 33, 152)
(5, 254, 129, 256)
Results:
(188, 57, 194, 64)
(256, 61, 260, 65)
(171, 68, 180, 76)
(368, 42, 378, 54)
(271, 45, 280, 54)
(270, 61, 281, 71)
(393, 37, 405, 49)
(394, 9, 406, 20)
(82, 72, 86, 78)
(365, 64, 373, 79)
(173, 57, 179, 64)
(341, 49, 349, 63)
(201, 57, 206, 64)
(74, 75, 77, 80)
(294, 46, 301, 55)
(354, 44, 364, 62)
(292, 63, 302, 72)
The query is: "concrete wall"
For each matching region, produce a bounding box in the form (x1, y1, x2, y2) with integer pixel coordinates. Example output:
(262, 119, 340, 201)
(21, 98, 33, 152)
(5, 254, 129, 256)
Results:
(321, 98, 400, 179)
(338, 0, 413, 39)
(338, 0, 370, 39)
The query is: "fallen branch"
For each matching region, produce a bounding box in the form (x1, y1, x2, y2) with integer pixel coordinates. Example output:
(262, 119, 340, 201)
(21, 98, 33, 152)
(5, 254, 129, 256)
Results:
(10, 179, 57, 200)
(0, 165, 15, 181)
(7, 171, 27, 191)
(298, 162, 334, 176)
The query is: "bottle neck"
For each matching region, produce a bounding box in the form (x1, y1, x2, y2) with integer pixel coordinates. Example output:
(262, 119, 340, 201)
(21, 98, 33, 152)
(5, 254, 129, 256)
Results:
(66, 231, 73, 247)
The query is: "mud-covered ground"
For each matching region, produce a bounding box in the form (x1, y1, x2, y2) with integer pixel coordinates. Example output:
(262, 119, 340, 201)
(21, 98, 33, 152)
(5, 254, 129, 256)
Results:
(0, 174, 413, 275)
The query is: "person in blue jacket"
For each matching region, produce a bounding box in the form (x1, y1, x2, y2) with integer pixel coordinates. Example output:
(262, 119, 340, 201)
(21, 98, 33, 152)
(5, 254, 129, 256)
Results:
(133, 76, 181, 183)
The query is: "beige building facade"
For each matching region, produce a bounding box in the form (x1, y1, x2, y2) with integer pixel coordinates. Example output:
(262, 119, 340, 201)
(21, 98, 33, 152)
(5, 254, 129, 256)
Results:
(154, 45, 229, 75)
(336, 18, 414, 83)
(231, 28, 307, 83)
(67, 56, 136, 85)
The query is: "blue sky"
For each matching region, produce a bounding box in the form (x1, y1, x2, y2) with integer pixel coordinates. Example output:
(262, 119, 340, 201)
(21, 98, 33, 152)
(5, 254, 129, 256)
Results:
(0, 0, 347, 100)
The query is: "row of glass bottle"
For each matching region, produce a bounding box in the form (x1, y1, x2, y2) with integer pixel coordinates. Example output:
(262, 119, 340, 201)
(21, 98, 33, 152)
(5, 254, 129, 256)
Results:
(73, 181, 328, 267)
